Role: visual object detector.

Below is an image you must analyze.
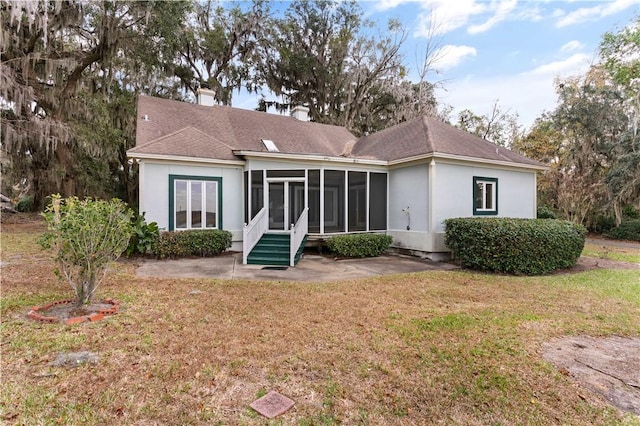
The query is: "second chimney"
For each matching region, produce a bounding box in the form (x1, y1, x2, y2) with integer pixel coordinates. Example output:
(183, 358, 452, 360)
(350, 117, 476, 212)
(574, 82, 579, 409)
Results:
(197, 88, 216, 106)
(291, 105, 310, 122)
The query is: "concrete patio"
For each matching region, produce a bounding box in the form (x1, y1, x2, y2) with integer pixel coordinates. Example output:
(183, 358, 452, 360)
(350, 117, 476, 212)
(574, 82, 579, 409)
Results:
(135, 252, 459, 282)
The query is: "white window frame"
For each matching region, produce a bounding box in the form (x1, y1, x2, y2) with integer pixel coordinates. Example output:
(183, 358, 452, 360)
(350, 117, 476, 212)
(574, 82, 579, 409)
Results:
(473, 176, 498, 215)
(174, 179, 219, 230)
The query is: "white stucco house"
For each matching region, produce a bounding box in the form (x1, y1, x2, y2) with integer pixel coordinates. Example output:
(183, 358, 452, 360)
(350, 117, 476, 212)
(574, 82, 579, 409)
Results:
(127, 90, 546, 266)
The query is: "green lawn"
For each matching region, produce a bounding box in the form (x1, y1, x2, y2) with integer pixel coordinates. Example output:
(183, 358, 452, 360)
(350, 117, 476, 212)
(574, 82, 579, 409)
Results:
(2, 224, 639, 425)
(582, 242, 640, 264)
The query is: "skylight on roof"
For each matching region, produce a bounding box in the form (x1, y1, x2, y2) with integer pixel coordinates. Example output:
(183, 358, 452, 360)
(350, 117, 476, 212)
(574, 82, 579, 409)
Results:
(261, 139, 279, 152)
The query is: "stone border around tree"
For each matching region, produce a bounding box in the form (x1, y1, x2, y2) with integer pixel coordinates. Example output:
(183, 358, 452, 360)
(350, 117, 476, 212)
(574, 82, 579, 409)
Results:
(27, 298, 119, 325)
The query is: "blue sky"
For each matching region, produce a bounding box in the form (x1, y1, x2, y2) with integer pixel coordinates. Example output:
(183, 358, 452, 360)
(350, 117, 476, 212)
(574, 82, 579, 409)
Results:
(234, 0, 639, 130)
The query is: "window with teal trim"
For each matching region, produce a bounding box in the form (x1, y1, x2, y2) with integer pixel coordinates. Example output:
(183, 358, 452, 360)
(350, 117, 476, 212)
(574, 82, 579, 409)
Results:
(473, 176, 498, 215)
(169, 175, 222, 230)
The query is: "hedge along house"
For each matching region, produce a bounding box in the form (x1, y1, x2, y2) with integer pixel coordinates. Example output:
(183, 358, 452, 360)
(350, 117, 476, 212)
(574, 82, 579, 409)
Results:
(127, 90, 546, 266)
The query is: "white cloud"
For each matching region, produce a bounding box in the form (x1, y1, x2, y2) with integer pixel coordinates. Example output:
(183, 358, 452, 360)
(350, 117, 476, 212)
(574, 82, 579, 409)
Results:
(374, 0, 407, 11)
(436, 53, 593, 129)
(431, 45, 478, 71)
(414, 0, 488, 37)
(560, 40, 585, 53)
(527, 53, 592, 76)
(412, 0, 543, 38)
(556, 0, 638, 27)
(468, 0, 518, 34)
(515, 6, 543, 23)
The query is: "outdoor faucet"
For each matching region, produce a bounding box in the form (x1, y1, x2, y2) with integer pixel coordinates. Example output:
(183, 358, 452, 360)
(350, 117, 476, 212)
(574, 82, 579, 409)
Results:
(402, 206, 410, 230)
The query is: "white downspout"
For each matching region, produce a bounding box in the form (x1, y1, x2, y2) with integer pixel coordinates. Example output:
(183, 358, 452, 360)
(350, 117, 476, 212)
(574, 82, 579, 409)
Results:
(428, 159, 436, 252)
(320, 168, 325, 234)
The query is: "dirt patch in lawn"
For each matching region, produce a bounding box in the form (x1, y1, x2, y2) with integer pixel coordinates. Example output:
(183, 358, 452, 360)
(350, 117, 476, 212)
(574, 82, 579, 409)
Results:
(543, 336, 640, 416)
(1, 211, 44, 225)
(570, 256, 639, 272)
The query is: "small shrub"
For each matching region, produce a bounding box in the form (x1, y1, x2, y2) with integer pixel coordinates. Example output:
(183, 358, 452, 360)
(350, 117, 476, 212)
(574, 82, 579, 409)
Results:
(622, 205, 640, 220)
(444, 218, 586, 275)
(326, 233, 393, 258)
(126, 212, 159, 256)
(39, 195, 133, 306)
(605, 220, 640, 241)
(154, 229, 232, 258)
(593, 215, 616, 233)
(536, 206, 556, 219)
(15, 194, 34, 212)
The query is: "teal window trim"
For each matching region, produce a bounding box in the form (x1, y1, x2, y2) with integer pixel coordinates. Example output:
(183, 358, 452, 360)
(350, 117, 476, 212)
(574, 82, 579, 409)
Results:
(169, 175, 223, 231)
(473, 176, 498, 216)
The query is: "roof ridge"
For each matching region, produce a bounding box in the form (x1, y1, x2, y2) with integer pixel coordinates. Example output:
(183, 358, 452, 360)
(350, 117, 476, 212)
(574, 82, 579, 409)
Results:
(185, 125, 235, 150)
(131, 126, 196, 151)
(132, 126, 232, 152)
(440, 118, 543, 166)
(420, 116, 436, 153)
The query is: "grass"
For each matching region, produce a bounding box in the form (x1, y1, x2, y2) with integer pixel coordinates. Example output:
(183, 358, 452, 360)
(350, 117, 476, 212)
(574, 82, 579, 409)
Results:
(2, 219, 640, 425)
(582, 242, 640, 264)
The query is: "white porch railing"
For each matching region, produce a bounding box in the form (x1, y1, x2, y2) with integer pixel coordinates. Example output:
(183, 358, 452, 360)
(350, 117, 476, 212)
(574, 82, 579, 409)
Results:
(290, 207, 309, 267)
(243, 207, 267, 265)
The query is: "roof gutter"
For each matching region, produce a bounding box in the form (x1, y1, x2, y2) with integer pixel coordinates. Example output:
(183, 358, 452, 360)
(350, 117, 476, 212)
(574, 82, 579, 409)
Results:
(127, 149, 548, 171)
(232, 150, 388, 166)
(388, 152, 549, 171)
(126, 151, 245, 166)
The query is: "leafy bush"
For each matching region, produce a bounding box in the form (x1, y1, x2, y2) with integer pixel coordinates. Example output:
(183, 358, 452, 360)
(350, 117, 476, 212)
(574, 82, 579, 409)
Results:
(605, 220, 640, 241)
(39, 195, 133, 306)
(592, 215, 616, 233)
(326, 233, 393, 258)
(444, 218, 586, 275)
(154, 229, 232, 258)
(536, 206, 556, 219)
(622, 205, 640, 220)
(15, 194, 34, 212)
(126, 212, 159, 256)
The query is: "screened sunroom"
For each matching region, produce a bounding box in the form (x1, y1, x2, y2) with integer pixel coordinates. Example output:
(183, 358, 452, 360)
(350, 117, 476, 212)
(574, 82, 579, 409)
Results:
(240, 162, 388, 266)
(243, 168, 388, 235)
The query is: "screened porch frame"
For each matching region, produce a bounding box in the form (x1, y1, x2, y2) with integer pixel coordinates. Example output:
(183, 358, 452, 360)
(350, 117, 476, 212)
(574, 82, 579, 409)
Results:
(244, 168, 389, 235)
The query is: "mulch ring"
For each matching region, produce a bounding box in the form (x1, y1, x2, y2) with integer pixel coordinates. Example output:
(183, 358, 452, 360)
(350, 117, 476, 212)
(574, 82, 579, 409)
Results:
(27, 298, 119, 325)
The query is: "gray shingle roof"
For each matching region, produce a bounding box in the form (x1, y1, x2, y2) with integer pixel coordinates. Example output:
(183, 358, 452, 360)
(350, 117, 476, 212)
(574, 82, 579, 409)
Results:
(130, 96, 543, 168)
(133, 95, 356, 159)
(129, 126, 238, 160)
(352, 116, 543, 166)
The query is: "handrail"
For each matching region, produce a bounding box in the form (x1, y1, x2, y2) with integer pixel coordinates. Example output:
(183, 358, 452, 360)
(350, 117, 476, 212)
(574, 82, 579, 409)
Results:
(243, 207, 267, 264)
(290, 207, 308, 267)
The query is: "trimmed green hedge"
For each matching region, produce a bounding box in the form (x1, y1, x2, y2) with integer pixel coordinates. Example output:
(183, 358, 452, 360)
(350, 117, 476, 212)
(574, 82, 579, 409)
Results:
(536, 206, 556, 219)
(605, 219, 640, 241)
(326, 233, 393, 258)
(444, 218, 586, 275)
(154, 229, 232, 259)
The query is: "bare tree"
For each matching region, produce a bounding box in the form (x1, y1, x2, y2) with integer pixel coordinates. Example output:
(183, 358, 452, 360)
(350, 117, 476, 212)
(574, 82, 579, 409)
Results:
(414, 10, 447, 116)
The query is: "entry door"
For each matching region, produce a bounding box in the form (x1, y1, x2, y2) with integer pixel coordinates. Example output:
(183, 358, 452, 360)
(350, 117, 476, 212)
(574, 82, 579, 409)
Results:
(268, 180, 305, 231)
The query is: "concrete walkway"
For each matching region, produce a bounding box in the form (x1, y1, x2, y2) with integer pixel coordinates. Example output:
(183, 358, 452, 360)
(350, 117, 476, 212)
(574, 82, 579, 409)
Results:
(586, 238, 640, 250)
(136, 253, 459, 282)
(135, 237, 638, 282)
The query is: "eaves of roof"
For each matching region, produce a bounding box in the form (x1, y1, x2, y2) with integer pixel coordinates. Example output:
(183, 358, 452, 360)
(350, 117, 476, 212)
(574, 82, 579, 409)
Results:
(388, 152, 549, 171)
(232, 150, 388, 166)
(130, 149, 548, 173)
